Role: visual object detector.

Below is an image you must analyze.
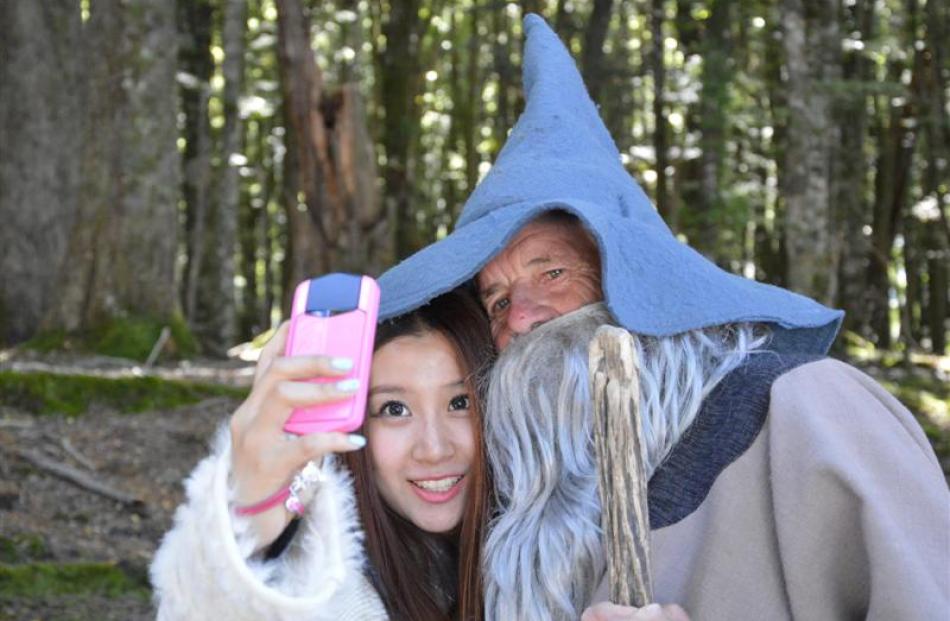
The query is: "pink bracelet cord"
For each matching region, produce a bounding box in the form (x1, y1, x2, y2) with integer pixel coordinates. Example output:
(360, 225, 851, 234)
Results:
(234, 487, 291, 516)
(234, 461, 321, 518)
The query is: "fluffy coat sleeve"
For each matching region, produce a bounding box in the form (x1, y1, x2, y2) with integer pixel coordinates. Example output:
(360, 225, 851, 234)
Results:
(149, 427, 388, 621)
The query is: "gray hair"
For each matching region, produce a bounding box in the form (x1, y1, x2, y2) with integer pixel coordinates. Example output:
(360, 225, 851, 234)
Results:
(482, 303, 768, 620)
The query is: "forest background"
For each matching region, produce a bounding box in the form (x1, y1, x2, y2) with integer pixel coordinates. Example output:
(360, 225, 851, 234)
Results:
(0, 0, 947, 617)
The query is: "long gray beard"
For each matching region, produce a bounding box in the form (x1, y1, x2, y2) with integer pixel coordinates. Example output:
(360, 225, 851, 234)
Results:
(482, 304, 766, 620)
(482, 304, 611, 621)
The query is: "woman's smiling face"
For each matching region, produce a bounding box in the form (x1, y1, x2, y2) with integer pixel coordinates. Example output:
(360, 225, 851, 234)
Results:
(366, 331, 475, 533)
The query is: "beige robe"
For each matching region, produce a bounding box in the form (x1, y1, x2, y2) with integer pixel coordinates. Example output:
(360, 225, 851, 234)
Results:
(593, 358, 949, 620)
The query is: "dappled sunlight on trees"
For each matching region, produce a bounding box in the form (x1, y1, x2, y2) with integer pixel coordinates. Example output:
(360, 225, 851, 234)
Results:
(0, 0, 946, 358)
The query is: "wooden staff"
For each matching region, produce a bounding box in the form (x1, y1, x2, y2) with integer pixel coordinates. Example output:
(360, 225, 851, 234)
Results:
(589, 325, 653, 607)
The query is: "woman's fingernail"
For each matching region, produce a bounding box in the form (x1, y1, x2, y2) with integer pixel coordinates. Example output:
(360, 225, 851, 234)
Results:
(336, 378, 360, 392)
(642, 603, 661, 613)
(330, 357, 354, 371)
(347, 434, 366, 447)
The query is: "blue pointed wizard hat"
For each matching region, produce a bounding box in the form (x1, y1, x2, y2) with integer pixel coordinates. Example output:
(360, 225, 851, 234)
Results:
(378, 14, 843, 353)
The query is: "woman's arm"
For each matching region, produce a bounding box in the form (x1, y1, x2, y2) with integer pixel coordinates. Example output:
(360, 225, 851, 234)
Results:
(150, 428, 387, 621)
(150, 322, 387, 620)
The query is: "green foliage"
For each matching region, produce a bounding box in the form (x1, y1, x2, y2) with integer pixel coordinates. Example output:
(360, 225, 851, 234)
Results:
(0, 561, 150, 599)
(0, 371, 246, 417)
(24, 314, 197, 361)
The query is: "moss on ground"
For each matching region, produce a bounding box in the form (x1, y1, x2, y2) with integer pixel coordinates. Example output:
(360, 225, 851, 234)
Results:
(0, 371, 246, 416)
(24, 314, 197, 361)
(0, 561, 150, 599)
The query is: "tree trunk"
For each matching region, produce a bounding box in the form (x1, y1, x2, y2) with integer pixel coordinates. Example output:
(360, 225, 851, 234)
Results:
(238, 119, 273, 341)
(276, 0, 333, 277)
(377, 0, 424, 259)
(279, 107, 315, 316)
(491, 7, 513, 165)
(763, 8, 788, 287)
(670, 0, 702, 241)
(193, 0, 246, 356)
(921, 0, 949, 353)
(867, 0, 921, 348)
(780, 0, 840, 305)
(835, 0, 875, 337)
(0, 1, 82, 345)
(650, 0, 671, 222)
(275, 0, 383, 315)
(331, 84, 388, 273)
(581, 0, 614, 106)
(177, 0, 215, 333)
(43, 0, 181, 334)
(601, 0, 632, 149)
(693, 0, 733, 262)
(555, 0, 577, 41)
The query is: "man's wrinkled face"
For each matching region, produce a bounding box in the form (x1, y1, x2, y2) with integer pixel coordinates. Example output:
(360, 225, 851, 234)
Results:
(476, 215, 603, 350)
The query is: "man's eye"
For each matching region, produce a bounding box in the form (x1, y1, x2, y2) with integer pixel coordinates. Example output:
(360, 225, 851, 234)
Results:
(376, 401, 410, 418)
(493, 298, 510, 313)
(449, 394, 470, 411)
(545, 268, 564, 280)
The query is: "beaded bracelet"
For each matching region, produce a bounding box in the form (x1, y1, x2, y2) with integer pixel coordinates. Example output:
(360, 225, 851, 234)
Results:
(234, 461, 323, 517)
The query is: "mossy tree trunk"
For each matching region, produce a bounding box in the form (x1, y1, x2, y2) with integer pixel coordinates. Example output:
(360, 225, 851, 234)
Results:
(41, 0, 181, 336)
(0, 1, 82, 345)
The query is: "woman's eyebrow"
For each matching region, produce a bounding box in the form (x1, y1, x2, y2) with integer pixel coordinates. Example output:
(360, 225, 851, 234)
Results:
(443, 379, 466, 389)
(368, 385, 405, 396)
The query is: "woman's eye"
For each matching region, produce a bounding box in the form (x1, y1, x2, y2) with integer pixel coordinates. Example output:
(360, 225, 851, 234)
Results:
(449, 394, 471, 411)
(545, 268, 564, 280)
(376, 401, 410, 418)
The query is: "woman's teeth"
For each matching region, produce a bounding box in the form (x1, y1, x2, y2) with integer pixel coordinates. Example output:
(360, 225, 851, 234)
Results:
(411, 475, 463, 492)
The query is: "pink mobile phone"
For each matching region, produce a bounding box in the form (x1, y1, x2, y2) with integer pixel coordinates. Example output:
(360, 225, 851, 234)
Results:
(282, 273, 380, 435)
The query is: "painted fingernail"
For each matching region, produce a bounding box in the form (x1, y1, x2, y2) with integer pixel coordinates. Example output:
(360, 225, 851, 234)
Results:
(330, 357, 354, 371)
(347, 434, 366, 447)
(336, 378, 360, 392)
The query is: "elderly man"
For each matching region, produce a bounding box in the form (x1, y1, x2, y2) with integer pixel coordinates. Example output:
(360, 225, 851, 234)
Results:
(378, 15, 948, 621)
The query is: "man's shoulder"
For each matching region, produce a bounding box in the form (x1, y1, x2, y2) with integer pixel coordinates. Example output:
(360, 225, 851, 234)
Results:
(647, 352, 820, 528)
(767, 357, 934, 458)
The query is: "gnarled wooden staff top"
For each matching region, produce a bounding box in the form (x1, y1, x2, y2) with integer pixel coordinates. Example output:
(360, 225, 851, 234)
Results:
(589, 325, 653, 607)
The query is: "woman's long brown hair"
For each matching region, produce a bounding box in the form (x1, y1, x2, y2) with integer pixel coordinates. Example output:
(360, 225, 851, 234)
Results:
(342, 289, 494, 620)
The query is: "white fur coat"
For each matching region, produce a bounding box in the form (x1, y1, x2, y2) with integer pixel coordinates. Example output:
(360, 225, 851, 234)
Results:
(150, 427, 388, 620)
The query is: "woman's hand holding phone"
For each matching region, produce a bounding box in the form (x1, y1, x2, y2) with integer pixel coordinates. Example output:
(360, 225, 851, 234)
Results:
(229, 321, 366, 549)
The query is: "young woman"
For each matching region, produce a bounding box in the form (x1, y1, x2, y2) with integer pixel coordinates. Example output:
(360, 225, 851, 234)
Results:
(151, 290, 494, 621)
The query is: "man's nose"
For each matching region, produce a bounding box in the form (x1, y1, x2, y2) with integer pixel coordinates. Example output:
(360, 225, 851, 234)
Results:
(412, 415, 455, 463)
(506, 287, 556, 336)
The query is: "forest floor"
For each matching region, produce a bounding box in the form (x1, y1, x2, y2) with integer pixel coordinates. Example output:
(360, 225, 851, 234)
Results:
(0, 345, 947, 620)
